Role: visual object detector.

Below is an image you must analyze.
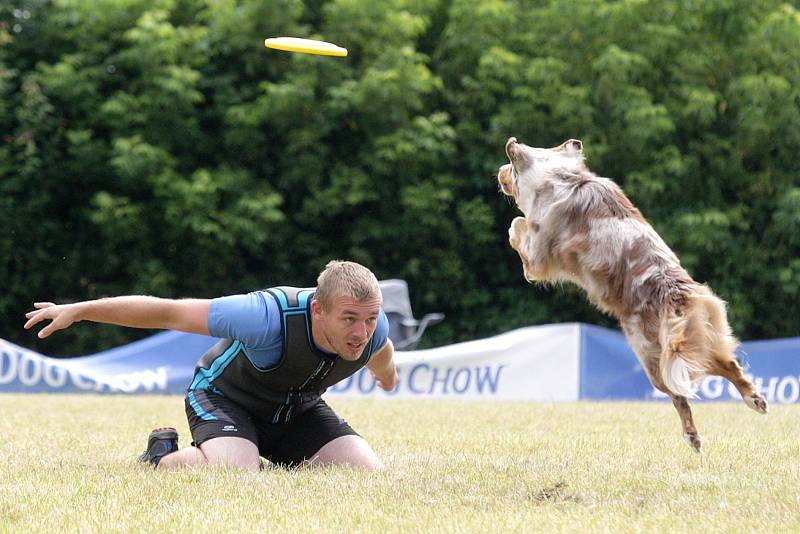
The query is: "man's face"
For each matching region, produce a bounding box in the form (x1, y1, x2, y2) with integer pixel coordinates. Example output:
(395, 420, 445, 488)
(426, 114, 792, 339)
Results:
(312, 294, 382, 360)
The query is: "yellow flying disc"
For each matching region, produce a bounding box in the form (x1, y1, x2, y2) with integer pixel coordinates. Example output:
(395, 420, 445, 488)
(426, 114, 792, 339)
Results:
(264, 37, 348, 57)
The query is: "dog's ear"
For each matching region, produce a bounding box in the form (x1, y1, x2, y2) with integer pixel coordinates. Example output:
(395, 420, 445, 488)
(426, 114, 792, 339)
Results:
(563, 139, 583, 155)
(505, 137, 521, 160)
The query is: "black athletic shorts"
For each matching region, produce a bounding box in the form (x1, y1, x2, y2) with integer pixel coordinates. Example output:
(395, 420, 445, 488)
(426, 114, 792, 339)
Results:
(184, 390, 358, 467)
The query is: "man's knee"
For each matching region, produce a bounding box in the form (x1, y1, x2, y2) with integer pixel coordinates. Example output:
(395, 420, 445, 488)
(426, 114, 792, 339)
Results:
(157, 446, 208, 469)
(199, 436, 261, 471)
(312, 435, 384, 470)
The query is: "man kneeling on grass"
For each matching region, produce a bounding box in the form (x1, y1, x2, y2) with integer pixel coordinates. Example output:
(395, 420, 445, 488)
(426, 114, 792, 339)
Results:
(24, 260, 397, 472)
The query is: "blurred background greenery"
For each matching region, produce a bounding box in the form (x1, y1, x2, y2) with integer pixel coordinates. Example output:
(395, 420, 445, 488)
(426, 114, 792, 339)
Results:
(1, 0, 798, 356)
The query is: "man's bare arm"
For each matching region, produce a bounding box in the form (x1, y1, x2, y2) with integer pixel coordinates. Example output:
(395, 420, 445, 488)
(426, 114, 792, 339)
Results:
(365, 339, 397, 391)
(24, 296, 211, 339)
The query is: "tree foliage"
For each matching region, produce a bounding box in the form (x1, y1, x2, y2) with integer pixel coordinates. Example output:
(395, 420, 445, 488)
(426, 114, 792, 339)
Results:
(1, 0, 798, 355)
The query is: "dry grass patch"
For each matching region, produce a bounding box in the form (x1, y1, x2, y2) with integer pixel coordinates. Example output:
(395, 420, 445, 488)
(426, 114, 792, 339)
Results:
(0, 395, 797, 533)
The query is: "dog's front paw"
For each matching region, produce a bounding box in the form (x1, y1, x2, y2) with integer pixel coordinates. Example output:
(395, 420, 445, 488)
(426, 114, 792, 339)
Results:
(744, 393, 768, 414)
(509, 217, 546, 282)
(508, 216, 527, 252)
(683, 432, 702, 453)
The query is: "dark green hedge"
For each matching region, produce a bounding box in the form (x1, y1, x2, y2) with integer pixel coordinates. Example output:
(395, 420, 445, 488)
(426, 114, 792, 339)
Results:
(2, 0, 798, 355)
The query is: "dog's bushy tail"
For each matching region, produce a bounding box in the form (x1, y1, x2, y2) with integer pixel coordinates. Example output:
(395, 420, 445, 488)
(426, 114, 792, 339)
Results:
(659, 285, 736, 398)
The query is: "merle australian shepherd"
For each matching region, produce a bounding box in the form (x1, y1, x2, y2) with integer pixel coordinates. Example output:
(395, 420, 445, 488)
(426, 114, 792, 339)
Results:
(497, 137, 767, 451)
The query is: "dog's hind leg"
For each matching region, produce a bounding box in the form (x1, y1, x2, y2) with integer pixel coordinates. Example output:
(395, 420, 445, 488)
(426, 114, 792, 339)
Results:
(670, 395, 702, 452)
(697, 289, 768, 414)
(711, 357, 768, 414)
(622, 326, 703, 451)
(631, 345, 703, 452)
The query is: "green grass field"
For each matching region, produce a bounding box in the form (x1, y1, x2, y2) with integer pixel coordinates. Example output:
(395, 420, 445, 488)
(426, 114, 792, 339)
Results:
(0, 395, 798, 533)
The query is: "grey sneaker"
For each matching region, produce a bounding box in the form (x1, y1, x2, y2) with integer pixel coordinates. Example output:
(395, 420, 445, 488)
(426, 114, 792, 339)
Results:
(138, 427, 178, 467)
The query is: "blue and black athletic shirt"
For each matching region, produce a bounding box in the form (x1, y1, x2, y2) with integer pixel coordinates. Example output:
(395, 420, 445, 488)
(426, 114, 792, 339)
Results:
(186, 286, 389, 423)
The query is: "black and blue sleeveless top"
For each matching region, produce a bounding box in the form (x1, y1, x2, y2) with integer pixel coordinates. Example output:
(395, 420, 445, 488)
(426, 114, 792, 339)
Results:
(187, 286, 387, 423)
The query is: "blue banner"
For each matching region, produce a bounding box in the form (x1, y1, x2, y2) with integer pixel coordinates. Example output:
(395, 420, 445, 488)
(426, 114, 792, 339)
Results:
(0, 332, 217, 394)
(578, 324, 655, 400)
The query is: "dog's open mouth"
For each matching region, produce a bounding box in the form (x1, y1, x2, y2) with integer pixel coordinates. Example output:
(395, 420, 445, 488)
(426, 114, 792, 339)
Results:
(497, 163, 515, 197)
(497, 137, 522, 198)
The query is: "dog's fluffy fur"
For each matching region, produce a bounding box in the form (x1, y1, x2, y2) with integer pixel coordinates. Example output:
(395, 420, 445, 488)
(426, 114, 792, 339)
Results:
(497, 137, 767, 451)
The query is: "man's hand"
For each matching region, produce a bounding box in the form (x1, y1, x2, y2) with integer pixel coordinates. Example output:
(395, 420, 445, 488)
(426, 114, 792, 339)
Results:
(366, 339, 397, 391)
(371, 366, 398, 391)
(24, 302, 81, 338)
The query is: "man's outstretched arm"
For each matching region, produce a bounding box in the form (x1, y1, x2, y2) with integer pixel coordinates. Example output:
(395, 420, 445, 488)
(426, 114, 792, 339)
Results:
(24, 296, 211, 339)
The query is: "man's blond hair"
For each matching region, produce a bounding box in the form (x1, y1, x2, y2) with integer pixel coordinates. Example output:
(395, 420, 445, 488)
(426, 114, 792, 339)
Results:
(315, 260, 382, 310)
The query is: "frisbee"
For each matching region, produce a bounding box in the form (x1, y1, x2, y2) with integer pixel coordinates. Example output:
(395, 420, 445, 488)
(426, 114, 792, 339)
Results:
(264, 37, 348, 57)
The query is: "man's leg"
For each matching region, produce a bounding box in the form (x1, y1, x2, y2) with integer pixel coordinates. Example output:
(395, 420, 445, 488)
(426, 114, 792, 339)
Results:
(198, 436, 261, 471)
(311, 435, 383, 470)
(267, 399, 384, 470)
(148, 436, 260, 471)
(155, 390, 262, 471)
(157, 445, 207, 469)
